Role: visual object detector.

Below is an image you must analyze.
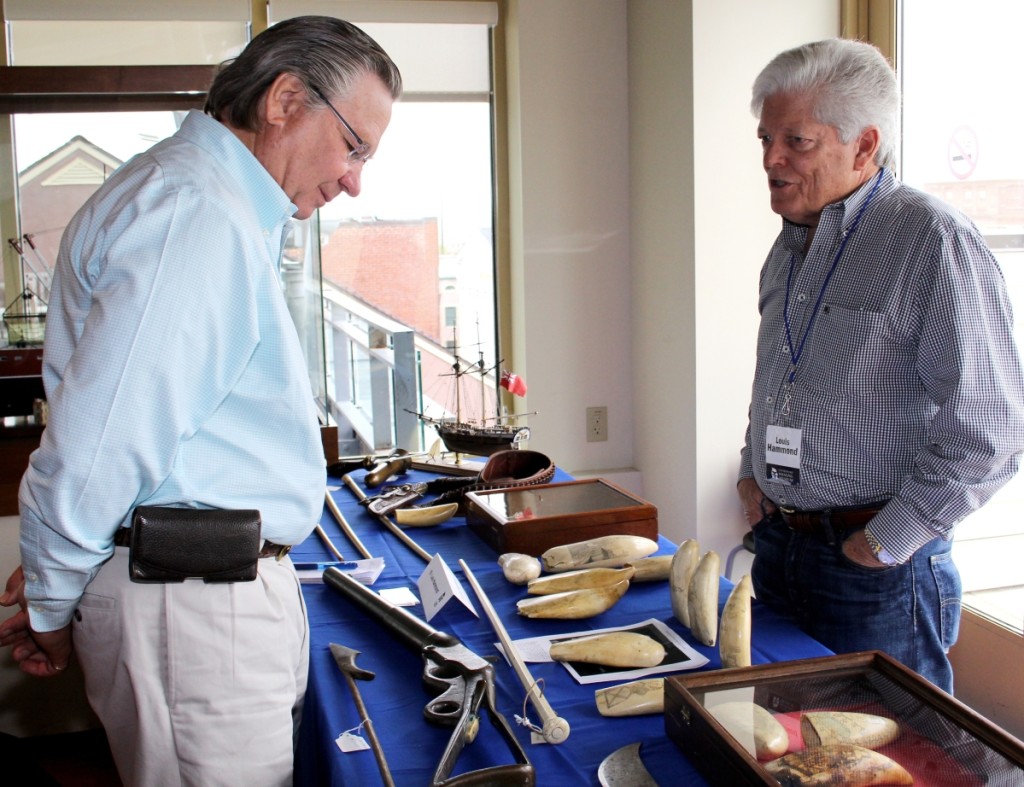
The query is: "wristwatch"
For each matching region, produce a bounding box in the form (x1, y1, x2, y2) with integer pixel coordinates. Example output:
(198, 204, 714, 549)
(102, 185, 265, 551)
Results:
(864, 527, 899, 566)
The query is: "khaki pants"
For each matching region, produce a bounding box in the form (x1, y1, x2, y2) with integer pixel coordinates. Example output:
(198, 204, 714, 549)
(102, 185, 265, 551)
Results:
(73, 547, 309, 787)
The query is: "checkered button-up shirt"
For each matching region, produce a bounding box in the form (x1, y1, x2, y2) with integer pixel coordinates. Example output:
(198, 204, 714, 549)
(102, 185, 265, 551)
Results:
(740, 169, 1024, 563)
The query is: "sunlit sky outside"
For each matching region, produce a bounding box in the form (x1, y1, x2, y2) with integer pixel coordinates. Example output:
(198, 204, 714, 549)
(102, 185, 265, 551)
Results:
(13, 102, 493, 252)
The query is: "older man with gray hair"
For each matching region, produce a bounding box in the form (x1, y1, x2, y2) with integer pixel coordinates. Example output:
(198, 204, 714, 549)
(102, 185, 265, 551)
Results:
(737, 38, 1024, 694)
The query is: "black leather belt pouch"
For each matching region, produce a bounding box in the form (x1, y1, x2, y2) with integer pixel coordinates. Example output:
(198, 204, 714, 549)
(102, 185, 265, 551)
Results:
(128, 506, 262, 583)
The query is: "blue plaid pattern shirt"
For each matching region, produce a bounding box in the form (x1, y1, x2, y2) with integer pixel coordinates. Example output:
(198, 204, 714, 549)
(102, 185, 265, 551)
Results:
(740, 169, 1024, 563)
(20, 111, 326, 630)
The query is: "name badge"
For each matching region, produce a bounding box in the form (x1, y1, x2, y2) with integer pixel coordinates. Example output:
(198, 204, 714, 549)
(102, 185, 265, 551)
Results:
(765, 425, 801, 485)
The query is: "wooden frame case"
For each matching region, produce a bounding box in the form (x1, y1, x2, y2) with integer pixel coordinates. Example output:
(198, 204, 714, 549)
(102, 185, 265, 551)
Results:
(664, 650, 1024, 786)
(464, 477, 658, 555)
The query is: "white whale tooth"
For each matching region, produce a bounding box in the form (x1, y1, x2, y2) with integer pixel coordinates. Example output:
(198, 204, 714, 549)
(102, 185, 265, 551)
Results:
(669, 539, 700, 627)
(497, 552, 542, 585)
(687, 549, 720, 646)
(540, 535, 658, 573)
(515, 579, 629, 619)
(719, 573, 752, 668)
(549, 631, 665, 668)
(526, 566, 635, 595)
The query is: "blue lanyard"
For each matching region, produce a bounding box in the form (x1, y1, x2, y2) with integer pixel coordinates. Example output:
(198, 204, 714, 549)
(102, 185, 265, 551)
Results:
(783, 168, 885, 384)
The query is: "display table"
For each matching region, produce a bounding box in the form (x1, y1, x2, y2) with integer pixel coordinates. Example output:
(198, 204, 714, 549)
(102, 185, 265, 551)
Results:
(292, 466, 833, 786)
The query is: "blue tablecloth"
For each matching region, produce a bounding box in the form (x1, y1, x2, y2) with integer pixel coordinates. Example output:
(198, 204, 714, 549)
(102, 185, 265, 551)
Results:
(293, 467, 832, 786)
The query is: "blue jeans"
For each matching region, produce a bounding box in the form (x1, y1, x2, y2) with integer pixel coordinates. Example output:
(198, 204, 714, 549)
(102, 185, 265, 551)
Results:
(751, 513, 961, 694)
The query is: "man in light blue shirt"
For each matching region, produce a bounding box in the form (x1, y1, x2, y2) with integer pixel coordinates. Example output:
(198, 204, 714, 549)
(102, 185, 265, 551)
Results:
(0, 16, 401, 786)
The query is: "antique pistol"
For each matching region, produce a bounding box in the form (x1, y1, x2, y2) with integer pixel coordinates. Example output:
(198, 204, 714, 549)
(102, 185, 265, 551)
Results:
(322, 568, 534, 787)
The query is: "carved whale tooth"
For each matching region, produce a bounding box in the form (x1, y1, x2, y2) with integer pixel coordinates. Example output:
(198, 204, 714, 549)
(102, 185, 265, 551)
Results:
(707, 701, 789, 760)
(497, 552, 542, 585)
(719, 574, 752, 668)
(394, 502, 459, 526)
(549, 631, 665, 669)
(687, 549, 721, 646)
(594, 677, 665, 717)
(624, 555, 673, 581)
(669, 539, 700, 627)
(800, 712, 901, 750)
(541, 535, 659, 573)
(516, 579, 629, 619)
(527, 566, 635, 595)
(764, 743, 913, 786)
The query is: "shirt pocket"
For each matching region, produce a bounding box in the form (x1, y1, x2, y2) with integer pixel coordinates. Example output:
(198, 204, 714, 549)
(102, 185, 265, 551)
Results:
(800, 305, 907, 397)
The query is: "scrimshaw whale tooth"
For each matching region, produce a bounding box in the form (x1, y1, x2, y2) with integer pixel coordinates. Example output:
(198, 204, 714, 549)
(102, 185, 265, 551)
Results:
(541, 535, 659, 573)
(516, 579, 629, 619)
(624, 555, 673, 581)
(394, 502, 459, 526)
(669, 539, 700, 627)
(687, 549, 721, 646)
(719, 574, 753, 668)
(707, 701, 789, 760)
(594, 677, 664, 717)
(497, 552, 542, 585)
(764, 743, 913, 786)
(549, 631, 665, 668)
(527, 566, 635, 595)
(800, 712, 902, 750)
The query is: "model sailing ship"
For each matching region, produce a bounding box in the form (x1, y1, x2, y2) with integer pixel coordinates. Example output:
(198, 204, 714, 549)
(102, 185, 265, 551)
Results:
(415, 344, 530, 457)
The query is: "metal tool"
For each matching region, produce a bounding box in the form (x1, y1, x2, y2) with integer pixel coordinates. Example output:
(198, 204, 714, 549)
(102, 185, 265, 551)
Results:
(364, 450, 413, 488)
(324, 490, 374, 560)
(329, 643, 396, 787)
(342, 474, 432, 562)
(597, 742, 659, 786)
(314, 524, 346, 562)
(322, 567, 534, 787)
(458, 559, 570, 745)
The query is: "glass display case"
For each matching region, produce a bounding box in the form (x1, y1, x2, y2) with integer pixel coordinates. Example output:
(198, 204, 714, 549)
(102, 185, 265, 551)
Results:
(664, 650, 1024, 786)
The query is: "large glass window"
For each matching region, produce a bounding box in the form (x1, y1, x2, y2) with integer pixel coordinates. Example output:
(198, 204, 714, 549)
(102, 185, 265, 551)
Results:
(900, 0, 1024, 633)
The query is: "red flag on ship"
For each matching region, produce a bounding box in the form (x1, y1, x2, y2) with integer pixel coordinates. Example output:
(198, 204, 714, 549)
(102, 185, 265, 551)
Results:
(500, 370, 527, 397)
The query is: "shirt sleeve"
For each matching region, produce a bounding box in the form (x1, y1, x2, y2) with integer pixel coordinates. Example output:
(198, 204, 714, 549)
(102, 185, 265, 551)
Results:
(869, 224, 1024, 563)
(19, 163, 261, 631)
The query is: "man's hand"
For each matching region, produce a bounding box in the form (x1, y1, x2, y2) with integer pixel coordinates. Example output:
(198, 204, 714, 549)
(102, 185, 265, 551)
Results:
(737, 477, 775, 527)
(0, 565, 73, 676)
(841, 528, 888, 569)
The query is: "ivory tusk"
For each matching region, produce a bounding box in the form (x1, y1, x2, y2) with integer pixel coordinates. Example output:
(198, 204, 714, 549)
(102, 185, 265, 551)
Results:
(541, 535, 658, 573)
(549, 631, 665, 669)
(719, 574, 752, 668)
(526, 566, 635, 595)
(394, 502, 459, 526)
(624, 555, 673, 581)
(516, 580, 629, 619)
(594, 678, 664, 717)
(687, 549, 720, 646)
(669, 539, 700, 628)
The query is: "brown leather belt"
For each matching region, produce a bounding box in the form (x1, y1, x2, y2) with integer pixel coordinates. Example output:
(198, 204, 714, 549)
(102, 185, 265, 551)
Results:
(113, 527, 291, 559)
(778, 503, 885, 536)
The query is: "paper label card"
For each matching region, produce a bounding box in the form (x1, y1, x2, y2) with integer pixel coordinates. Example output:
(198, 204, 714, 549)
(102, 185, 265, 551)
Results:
(417, 553, 477, 621)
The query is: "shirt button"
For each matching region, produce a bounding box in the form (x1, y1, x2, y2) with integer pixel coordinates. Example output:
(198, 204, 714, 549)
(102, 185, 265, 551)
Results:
(796, 293, 807, 302)
(766, 396, 773, 404)
(27, 573, 38, 582)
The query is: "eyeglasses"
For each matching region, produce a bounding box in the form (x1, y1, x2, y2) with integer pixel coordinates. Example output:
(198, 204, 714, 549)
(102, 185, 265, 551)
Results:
(312, 86, 372, 164)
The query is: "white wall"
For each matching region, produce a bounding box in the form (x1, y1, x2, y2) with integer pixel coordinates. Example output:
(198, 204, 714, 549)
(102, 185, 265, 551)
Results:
(509, 0, 838, 558)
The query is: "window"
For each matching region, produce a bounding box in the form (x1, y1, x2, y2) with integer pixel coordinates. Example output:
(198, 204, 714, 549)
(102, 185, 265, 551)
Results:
(899, 0, 1024, 633)
(1, 1, 504, 459)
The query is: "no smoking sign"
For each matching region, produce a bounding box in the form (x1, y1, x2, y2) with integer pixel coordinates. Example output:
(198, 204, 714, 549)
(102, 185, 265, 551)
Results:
(948, 125, 978, 180)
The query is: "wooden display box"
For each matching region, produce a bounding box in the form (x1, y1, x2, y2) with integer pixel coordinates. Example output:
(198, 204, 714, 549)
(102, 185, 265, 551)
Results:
(664, 650, 1024, 786)
(464, 477, 658, 556)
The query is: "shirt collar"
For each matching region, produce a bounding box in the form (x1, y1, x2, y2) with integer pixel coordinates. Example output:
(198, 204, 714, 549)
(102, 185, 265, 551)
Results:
(781, 168, 896, 255)
(177, 110, 297, 230)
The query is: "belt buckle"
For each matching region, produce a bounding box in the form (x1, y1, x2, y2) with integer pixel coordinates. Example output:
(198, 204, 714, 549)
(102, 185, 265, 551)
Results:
(264, 541, 292, 561)
(779, 506, 796, 515)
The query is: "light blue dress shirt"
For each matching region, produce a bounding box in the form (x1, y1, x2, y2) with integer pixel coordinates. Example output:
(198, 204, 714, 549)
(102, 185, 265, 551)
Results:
(19, 111, 326, 631)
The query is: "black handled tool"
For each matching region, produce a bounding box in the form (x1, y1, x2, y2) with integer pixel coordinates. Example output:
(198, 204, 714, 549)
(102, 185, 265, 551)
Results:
(322, 567, 534, 787)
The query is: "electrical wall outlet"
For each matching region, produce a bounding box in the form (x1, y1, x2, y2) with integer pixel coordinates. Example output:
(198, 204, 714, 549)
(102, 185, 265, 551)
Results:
(586, 406, 608, 442)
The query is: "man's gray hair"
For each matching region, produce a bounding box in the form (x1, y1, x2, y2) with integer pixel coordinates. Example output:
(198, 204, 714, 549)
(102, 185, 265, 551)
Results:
(750, 38, 899, 170)
(205, 15, 403, 132)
